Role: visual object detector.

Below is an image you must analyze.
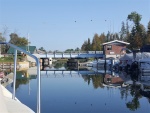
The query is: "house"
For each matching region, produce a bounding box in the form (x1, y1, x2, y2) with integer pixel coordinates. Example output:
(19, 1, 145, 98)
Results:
(102, 40, 130, 59)
(7, 46, 37, 55)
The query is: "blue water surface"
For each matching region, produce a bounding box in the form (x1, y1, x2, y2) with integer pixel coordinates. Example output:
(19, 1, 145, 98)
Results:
(6, 71, 150, 113)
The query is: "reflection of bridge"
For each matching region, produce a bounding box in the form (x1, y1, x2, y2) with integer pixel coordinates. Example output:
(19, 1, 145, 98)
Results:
(27, 67, 111, 77)
(41, 70, 100, 75)
(39, 51, 103, 59)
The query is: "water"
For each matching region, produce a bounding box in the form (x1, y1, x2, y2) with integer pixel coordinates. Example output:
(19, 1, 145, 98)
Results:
(6, 69, 150, 113)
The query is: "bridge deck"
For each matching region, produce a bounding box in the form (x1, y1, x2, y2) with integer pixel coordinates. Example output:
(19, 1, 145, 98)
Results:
(39, 51, 104, 58)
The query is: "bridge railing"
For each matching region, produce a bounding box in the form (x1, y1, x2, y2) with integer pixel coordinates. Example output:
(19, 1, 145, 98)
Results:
(0, 42, 41, 113)
(39, 51, 103, 54)
(40, 51, 103, 54)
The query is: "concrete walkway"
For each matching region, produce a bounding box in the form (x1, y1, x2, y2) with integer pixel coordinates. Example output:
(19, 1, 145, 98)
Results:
(0, 84, 35, 113)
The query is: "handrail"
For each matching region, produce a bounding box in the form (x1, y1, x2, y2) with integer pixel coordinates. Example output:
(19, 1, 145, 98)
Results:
(0, 42, 41, 113)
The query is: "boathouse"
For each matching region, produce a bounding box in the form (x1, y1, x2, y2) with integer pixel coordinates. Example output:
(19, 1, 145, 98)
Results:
(102, 40, 130, 59)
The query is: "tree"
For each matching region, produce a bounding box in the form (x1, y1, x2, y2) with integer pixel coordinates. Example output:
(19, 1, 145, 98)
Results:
(106, 31, 110, 42)
(39, 47, 46, 52)
(81, 40, 88, 51)
(127, 12, 145, 50)
(127, 26, 136, 49)
(92, 33, 101, 51)
(75, 47, 80, 51)
(124, 21, 130, 42)
(127, 11, 142, 25)
(146, 21, 150, 44)
(0, 33, 6, 42)
(99, 33, 106, 50)
(120, 21, 126, 41)
(0, 33, 7, 54)
(87, 38, 91, 51)
(65, 49, 74, 52)
(9, 33, 28, 46)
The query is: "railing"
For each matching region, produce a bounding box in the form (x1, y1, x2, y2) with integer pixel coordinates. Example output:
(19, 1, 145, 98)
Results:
(0, 42, 41, 113)
(39, 51, 104, 59)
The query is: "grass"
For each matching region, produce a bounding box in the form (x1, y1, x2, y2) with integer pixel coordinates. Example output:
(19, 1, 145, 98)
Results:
(0, 56, 25, 62)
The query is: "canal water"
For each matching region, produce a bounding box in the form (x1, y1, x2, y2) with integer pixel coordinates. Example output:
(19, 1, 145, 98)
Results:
(6, 66, 150, 113)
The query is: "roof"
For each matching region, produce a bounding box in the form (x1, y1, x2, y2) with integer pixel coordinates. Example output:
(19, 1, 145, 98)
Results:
(102, 40, 130, 45)
(7, 46, 36, 54)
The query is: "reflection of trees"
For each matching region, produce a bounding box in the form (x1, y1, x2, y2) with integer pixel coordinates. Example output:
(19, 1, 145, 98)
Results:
(120, 87, 130, 101)
(82, 74, 104, 89)
(119, 70, 143, 111)
(126, 84, 142, 111)
(11, 78, 29, 89)
(11, 71, 29, 89)
(53, 62, 64, 69)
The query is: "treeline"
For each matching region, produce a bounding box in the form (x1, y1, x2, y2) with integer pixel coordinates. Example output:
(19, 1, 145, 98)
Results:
(81, 11, 150, 51)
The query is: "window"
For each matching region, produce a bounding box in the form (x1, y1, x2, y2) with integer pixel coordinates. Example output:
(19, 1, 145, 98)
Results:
(107, 45, 112, 50)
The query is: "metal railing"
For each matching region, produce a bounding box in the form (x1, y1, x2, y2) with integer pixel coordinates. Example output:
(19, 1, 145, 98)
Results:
(0, 42, 41, 113)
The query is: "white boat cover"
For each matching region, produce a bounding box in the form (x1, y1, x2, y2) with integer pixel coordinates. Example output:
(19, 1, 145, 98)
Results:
(119, 52, 150, 61)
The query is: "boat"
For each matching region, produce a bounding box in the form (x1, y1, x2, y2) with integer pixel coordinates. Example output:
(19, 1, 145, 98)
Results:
(138, 58, 150, 75)
(114, 47, 150, 72)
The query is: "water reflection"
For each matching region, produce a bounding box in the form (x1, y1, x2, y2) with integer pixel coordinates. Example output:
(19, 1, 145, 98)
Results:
(6, 65, 150, 113)
(82, 74, 104, 89)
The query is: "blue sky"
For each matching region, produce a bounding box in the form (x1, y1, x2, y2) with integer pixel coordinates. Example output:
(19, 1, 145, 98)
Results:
(0, 0, 149, 51)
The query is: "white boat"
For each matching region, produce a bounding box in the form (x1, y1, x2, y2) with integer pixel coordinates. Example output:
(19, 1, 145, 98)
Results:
(139, 58, 150, 75)
(116, 51, 150, 71)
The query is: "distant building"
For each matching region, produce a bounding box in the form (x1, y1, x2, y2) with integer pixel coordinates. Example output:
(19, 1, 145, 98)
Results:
(102, 40, 130, 59)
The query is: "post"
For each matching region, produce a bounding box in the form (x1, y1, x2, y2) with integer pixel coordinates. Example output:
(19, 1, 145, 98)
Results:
(12, 49, 17, 100)
(36, 58, 41, 113)
(46, 52, 47, 58)
(62, 52, 64, 58)
(103, 45, 106, 72)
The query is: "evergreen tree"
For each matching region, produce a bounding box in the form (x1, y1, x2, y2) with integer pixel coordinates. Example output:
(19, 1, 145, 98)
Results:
(106, 31, 110, 42)
(146, 21, 150, 44)
(99, 33, 106, 50)
(120, 21, 126, 41)
(92, 34, 101, 51)
(87, 38, 91, 50)
(127, 12, 144, 49)
(124, 21, 130, 42)
(81, 40, 88, 51)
